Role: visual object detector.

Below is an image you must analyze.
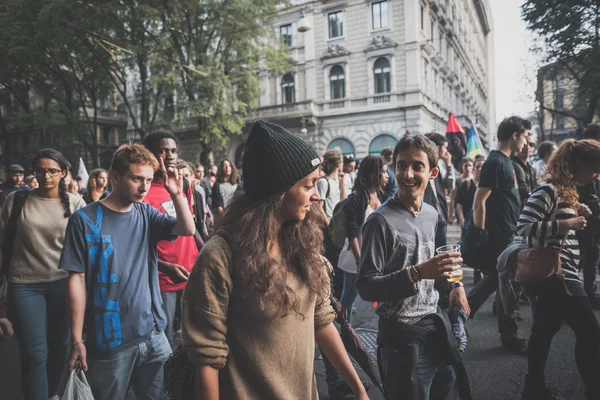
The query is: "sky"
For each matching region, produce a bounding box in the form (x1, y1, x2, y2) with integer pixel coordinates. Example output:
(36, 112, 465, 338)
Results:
(489, 0, 540, 122)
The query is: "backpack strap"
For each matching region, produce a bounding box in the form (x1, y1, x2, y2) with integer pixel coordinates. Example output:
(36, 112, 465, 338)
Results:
(1, 189, 30, 277)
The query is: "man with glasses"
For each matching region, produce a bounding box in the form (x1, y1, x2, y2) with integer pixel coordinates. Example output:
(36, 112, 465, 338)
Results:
(0, 164, 27, 207)
(511, 138, 537, 208)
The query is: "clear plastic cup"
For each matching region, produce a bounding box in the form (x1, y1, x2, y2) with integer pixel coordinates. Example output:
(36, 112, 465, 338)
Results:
(436, 244, 463, 282)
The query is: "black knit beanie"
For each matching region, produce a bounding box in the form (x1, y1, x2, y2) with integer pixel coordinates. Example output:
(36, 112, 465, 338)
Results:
(243, 120, 321, 199)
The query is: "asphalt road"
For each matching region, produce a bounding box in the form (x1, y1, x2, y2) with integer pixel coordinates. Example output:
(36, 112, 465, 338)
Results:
(1, 225, 596, 399)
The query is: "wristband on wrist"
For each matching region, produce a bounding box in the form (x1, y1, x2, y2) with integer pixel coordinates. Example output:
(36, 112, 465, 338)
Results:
(72, 339, 84, 347)
(449, 281, 464, 290)
(407, 267, 416, 283)
(414, 265, 423, 280)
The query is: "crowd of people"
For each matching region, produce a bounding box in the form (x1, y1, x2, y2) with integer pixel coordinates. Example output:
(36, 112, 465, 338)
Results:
(0, 117, 599, 400)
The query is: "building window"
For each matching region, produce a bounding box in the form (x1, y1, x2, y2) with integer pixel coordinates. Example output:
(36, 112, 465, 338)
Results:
(369, 134, 398, 155)
(439, 32, 443, 52)
(328, 11, 344, 38)
(101, 126, 114, 145)
(555, 74, 565, 88)
(374, 57, 391, 94)
(556, 116, 566, 129)
(280, 24, 292, 47)
(372, 1, 389, 30)
(423, 59, 429, 91)
(328, 138, 355, 156)
(431, 20, 435, 41)
(554, 93, 564, 110)
(281, 74, 295, 104)
(420, 5, 425, 30)
(330, 65, 346, 99)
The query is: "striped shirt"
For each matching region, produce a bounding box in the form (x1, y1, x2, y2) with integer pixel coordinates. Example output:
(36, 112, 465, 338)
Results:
(516, 183, 585, 296)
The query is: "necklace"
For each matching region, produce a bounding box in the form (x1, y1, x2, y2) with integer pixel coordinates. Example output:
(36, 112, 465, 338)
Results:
(411, 210, 420, 217)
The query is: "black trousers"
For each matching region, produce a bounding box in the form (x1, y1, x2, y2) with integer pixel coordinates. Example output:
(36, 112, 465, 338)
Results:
(466, 232, 519, 341)
(528, 292, 600, 396)
(577, 226, 600, 296)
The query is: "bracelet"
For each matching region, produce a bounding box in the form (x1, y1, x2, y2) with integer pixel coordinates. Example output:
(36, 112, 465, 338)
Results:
(72, 339, 84, 347)
(449, 281, 464, 290)
(414, 265, 423, 281)
(408, 266, 421, 283)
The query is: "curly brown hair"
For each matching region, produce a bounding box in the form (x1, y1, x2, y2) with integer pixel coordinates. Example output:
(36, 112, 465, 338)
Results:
(220, 192, 330, 316)
(544, 139, 600, 209)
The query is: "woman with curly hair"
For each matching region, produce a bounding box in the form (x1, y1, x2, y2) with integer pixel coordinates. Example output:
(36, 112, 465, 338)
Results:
(82, 168, 108, 203)
(182, 120, 368, 399)
(518, 139, 600, 400)
(0, 148, 86, 399)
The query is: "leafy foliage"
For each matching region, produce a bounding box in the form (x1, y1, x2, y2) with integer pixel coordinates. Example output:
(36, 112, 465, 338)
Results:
(0, 0, 290, 167)
(522, 0, 600, 125)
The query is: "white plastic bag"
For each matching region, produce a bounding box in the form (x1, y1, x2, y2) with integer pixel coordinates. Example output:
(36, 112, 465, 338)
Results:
(62, 370, 95, 400)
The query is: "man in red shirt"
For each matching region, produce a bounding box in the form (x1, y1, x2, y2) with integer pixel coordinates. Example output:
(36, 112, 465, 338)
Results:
(142, 130, 202, 348)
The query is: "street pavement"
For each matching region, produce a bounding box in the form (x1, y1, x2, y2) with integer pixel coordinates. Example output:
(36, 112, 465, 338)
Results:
(1, 224, 597, 399)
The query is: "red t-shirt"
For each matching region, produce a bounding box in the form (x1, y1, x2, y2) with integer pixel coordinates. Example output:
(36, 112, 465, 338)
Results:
(144, 181, 199, 292)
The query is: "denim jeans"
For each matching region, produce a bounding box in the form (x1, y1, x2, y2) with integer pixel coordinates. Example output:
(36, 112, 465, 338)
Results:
(340, 271, 359, 324)
(161, 291, 182, 348)
(87, 330, 172, 400)
(378, 334, 456, 400)
(8, 278, 70, 400)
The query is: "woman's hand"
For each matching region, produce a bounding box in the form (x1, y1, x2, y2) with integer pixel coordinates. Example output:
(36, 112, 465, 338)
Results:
(0, 318, 13, 340)
(566, 216, 587, 231)
(417, 253, 462, 280)
(578, 204, 593, 219)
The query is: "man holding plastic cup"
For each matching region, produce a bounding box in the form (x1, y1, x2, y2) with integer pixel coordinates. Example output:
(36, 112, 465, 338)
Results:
(357, 135, 470, 399)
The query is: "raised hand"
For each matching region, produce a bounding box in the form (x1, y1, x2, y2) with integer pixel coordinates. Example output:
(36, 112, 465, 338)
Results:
(159, 157, 183, 196)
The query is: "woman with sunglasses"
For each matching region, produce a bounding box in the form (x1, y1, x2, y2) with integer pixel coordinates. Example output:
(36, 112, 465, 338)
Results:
(0, 149, 85, 399)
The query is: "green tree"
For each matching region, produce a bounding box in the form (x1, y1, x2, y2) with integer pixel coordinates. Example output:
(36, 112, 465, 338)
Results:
(155, 0, 290, 162)
(522, 0, 600, 127)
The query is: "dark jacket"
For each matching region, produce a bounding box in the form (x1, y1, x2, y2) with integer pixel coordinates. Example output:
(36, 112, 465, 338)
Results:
(578, 179, 600, 217)
(423, 174, 449, 224)
(511, 155, 536, 206)
(343, 185, 383, 242)
(382, 164, 397, 201)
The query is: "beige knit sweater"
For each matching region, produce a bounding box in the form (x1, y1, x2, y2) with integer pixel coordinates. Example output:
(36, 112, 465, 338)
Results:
(0, 191, 86, 283)
(182, 235, 336, 399)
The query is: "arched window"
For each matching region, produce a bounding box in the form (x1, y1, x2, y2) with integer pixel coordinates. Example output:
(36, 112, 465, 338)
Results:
(374, 57, 391, 94)
(327, 138, 355, 156)
(281, 74, 295, 104)
(369, 134, 397, 155)
(329, 65, 346, 100)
